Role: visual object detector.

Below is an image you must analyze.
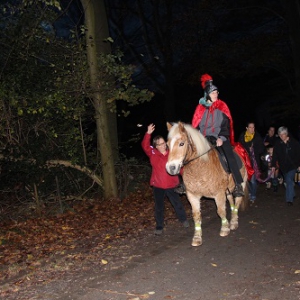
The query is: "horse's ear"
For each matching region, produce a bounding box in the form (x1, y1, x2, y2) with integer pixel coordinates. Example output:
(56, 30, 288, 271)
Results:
(166, 122, 173, 131)
(178, 121, 185, 132)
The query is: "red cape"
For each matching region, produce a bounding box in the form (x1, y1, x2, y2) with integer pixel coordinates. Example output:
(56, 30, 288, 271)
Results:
(234, 142, 254, 180)
(191, 99, 235, 145)
(191, 102, 254, 180)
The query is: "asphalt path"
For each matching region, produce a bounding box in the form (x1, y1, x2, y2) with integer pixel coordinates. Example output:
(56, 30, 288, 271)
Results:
(27, 184, 300, 300)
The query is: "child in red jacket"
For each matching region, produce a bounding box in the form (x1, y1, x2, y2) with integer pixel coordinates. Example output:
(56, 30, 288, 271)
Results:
(141, 123, 189, 235)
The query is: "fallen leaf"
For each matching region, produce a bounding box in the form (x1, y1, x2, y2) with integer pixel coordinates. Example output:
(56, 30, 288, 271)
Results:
(62, 226, 73, 230)
(101, 259, 108, 265)
(211, 263, 217, 267)
(294, 270, 300, 274)
(249, 220, 259, 225)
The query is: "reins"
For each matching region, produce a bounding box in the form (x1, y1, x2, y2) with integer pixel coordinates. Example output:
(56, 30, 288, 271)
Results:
(182, 141, 216, 166)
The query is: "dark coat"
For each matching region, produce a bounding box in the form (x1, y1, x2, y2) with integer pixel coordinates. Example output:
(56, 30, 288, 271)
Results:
(263, 134, 279, 147)
(271, 136, 300, 174)
(238, 131, 265, 169)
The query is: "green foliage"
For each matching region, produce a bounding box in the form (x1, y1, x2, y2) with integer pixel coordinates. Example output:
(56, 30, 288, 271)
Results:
(91, 49, 154, 115)
(22, 0, 61, 10)
(0, 0, 153, 205)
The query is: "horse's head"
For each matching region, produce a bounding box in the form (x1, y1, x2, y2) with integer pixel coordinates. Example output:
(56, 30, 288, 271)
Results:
(166, 122, 191, 175)
(166, 121, 211, 175)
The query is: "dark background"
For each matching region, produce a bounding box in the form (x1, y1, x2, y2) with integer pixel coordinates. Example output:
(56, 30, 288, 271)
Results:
(57, 0, 300, 157)
(123, 71, 294, 158)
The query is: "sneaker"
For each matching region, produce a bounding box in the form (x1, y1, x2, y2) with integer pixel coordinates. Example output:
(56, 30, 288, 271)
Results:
(287, 202, 293, 206)
(182, 220, 189, 228)
(233, 184, 244, 197)
(154, 229, 163, 235)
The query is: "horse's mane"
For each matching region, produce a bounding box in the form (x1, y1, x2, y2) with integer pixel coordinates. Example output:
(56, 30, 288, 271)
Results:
(168, 122, 211, 160)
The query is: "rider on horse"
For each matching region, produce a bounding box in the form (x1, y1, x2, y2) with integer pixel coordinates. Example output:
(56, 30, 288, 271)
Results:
(191, 74, 244, 197)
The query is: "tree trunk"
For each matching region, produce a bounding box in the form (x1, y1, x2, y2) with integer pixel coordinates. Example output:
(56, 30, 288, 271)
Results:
(81, 0, 118, 199)
(91, 0, 119, 161)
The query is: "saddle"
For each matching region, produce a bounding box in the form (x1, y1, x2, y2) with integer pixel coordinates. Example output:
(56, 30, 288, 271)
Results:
(206, 136, 242, 174)
(216, 148, 243, 174)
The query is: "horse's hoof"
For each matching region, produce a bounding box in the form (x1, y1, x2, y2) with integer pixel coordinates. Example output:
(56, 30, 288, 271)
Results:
(220, 228, 230, 237)
(230, 222, 239, 230)
(191, 238, 202, 246)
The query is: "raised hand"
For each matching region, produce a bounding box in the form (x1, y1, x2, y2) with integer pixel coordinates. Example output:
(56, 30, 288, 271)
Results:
(147, 123, 155, 134)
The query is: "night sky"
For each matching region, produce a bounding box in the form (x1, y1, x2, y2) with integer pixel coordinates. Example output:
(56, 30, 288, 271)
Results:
(57, 0, 299, 157)
(106, 1, 296, 140)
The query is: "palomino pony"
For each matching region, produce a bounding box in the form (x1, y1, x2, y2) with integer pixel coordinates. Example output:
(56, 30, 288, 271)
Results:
(166, 122, 248, 247)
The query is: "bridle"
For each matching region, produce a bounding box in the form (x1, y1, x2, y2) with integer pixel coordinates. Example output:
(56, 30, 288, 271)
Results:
(182, 134, 216, 166)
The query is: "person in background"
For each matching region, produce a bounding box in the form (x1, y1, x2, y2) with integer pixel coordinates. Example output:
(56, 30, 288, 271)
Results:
(191, 74, 244, 197)
(261, 144, 279, 192)
(264, 125, 279, 147)
(261, 126, 279, 179)
(271, 126, 300, 206)
(141, 123, 189, 235)
(238, 121, 265, 203)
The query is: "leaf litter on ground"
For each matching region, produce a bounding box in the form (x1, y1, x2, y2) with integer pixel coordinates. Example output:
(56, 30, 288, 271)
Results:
(0, 183, 193, 298)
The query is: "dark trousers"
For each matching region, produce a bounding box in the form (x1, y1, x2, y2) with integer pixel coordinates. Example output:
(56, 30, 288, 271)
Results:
(220, 140, 243, 185)
(283, 169, 297, 202)
(153, 187, 187, 230)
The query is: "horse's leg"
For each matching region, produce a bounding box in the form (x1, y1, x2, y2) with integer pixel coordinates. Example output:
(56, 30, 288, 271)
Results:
(230, 178, 247, 230)
(227, 194, 239, 230)
(187, 193, 202, 246)
(215, 193, 230, 237)
(230, 194, 245, 230)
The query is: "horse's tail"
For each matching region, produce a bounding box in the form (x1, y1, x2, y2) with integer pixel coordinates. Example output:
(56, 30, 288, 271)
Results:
(240, 177, 250, 212)
(233, 143, 251, 212)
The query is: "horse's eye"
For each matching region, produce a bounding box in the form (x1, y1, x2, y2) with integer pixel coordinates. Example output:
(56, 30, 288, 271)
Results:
(179, 142, 184, 147)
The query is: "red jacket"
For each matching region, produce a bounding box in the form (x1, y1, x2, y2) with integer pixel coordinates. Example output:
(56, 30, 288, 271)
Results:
(141, 133, 179, 189)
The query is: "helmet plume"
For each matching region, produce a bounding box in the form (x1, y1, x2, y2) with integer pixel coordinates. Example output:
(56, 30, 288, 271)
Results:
(200, 74, 213, 89)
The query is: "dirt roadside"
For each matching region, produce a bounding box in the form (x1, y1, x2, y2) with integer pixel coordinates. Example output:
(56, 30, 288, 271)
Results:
(2, 183, 300, 300)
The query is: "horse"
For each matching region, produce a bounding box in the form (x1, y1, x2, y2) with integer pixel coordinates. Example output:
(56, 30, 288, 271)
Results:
(166, 121, 248, 247)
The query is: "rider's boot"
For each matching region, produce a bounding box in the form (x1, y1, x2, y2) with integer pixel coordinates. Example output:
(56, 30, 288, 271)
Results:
(233, 184, 244, 197)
